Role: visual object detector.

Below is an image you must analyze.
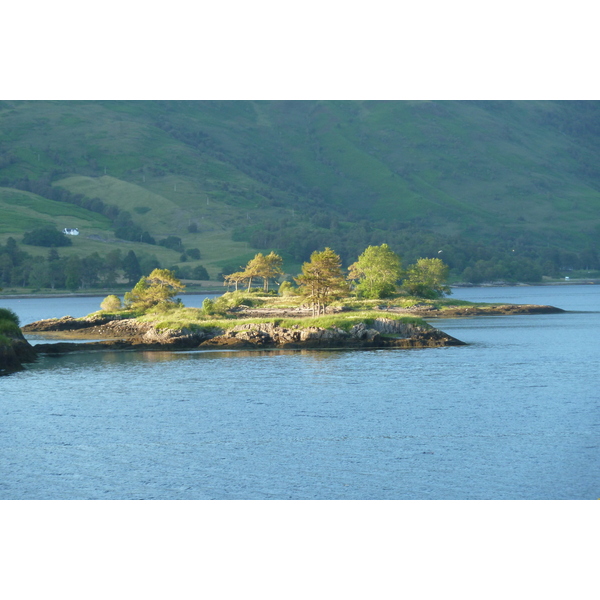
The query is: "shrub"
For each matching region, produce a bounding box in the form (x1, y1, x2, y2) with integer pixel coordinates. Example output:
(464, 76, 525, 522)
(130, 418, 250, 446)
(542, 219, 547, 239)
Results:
(202, 298, 215, 315)
(100, 295, 122, 312)
(278, 281, 298, 296)
(0, 307, 20, 326)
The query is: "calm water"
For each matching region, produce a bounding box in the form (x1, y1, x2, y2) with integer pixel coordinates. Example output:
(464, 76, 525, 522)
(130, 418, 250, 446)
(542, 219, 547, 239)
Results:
(0, 286, 598, 499)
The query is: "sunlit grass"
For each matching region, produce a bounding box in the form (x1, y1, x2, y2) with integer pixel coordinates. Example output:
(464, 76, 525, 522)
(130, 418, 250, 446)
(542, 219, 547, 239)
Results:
(134, 307, 429, 332)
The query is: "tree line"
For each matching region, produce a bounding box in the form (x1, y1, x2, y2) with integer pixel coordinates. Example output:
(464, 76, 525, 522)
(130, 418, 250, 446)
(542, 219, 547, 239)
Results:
(233, 216, 600, 283)
(0, 238, 209, 291)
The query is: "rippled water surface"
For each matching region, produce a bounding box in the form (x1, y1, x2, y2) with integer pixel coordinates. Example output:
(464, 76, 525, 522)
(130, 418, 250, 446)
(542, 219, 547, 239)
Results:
(1, 286, 598, 499)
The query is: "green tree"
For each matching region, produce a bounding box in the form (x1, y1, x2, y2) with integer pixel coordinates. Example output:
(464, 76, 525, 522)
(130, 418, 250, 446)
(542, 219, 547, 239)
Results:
(241, 253, 264, 291)
(65, 256, 82, 291)
(192, 265, 209, 280)
(348, 243, 402, 299)
(22, 226, 72, 247)
(28, 261, 51, 289)
(240, 251, 284, 292)
(403, 257, 451, 299)
(102, 249, 122, 287)
(100, 295, 122, 311)
(223, 271, 249, 291)
(263, 251, 284, 291)
(122, 250, 142, 284)
(295, 248, 349, 316)
(124, 269, 185, 310)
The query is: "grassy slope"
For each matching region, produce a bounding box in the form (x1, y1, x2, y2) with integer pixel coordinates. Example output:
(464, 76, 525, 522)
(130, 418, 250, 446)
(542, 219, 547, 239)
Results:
(1, 100, 599, 271)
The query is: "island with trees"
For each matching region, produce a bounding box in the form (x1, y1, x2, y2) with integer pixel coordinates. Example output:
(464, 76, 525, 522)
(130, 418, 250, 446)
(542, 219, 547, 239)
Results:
(16, 246, 563, 363)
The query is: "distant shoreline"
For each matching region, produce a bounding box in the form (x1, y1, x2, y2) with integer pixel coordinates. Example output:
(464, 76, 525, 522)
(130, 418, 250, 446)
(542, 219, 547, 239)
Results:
(0, 290, 223, 300)
(1, 279, 598, 301)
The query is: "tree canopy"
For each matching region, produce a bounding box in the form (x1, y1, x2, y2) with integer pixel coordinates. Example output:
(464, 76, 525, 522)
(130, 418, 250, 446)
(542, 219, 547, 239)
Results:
(402, 257, 451, 299)
(225, 251, 284, 291)
(124, 268, 185, 310)
(295, 247, 349, 316)
(348, 243, 402, 298)
(22, 226, 72, 248)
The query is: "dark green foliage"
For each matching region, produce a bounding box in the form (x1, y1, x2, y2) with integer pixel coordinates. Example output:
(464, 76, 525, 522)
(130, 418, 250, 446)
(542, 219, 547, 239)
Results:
(1, 101, 600, 283)
(158, 236, 184, 252)
(0, 307, 20, 326)
(122, 250, 142, 283)
(0, 238, 168, 291)
(191, 265, 209, 280)
(186, 248, 201, 260)
(22, 226, 72, 247)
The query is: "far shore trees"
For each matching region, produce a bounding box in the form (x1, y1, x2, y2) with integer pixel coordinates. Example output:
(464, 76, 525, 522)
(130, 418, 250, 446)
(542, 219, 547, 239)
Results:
(348, 243, 402, 298)
(402, 257, 451, 299)
(124, 268, 185, 310)
(22, 226, 72, 248)
(295, 248, 349, 316)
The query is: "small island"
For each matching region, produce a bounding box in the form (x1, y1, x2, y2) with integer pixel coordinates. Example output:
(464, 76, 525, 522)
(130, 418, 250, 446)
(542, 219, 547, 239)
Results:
(4, 247, 565, 371)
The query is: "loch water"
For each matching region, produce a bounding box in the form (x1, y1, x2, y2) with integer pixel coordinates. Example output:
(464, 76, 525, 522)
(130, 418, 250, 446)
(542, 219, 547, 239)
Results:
(1, 286, 598, 500)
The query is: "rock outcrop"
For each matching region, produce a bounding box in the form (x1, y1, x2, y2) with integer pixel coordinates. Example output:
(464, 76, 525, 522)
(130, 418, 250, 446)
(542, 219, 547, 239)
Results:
(200, 318, 464, 349)
(0, 329, 37, 375)
(23, 314, 465, 354)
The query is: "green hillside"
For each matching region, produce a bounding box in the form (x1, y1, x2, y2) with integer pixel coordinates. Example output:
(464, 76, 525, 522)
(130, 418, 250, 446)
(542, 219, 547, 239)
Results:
(1, 100, 599, 287)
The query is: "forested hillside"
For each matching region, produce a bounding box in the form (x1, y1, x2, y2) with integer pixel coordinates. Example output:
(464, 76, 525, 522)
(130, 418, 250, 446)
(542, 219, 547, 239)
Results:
(1, 100, 599, 289)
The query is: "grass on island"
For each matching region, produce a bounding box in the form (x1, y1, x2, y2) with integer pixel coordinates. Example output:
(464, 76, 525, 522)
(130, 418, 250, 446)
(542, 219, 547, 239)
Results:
(135, 309, 433, 333)
(88, 289, 487, 333)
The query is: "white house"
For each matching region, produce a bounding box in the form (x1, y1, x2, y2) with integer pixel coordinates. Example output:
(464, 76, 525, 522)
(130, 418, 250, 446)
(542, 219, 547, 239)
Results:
(63, 228, 80, 236)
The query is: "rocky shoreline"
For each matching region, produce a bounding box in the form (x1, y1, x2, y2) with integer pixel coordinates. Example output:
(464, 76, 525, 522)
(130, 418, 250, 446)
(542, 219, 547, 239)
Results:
(1, 301, 563, 369)
(0, 328, 38, 375)
(22, 314, 465, 356)
(228, 303, 565, 319)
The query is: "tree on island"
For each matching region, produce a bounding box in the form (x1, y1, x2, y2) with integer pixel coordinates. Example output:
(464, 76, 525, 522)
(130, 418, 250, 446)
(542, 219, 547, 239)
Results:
(124, 268, 185, 310)
(257, 251, 283, 291)
(295, 247, 349, 316)
(223, 270, 249, 292)
(225, 251, 284, 292)
(403, 257, 451, 299)
(348, 243, 402, 299)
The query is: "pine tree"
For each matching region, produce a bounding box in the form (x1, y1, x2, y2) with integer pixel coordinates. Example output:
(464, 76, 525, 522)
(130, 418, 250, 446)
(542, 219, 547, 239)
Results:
(295, 248, 349, 316)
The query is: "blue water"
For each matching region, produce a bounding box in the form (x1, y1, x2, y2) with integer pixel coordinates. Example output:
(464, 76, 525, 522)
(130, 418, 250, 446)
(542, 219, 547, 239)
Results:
(1, 286, 598, 499)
